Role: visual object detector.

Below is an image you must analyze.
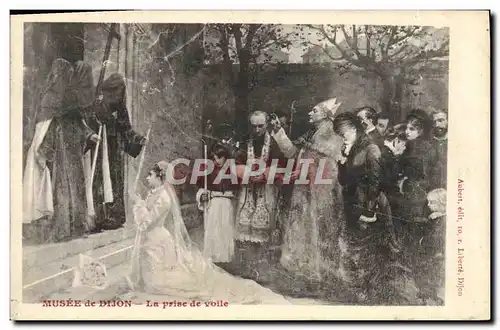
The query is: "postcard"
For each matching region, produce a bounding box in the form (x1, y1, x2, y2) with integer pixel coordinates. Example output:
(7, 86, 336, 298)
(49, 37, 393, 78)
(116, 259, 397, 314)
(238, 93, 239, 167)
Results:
(10, 10, 490, 321)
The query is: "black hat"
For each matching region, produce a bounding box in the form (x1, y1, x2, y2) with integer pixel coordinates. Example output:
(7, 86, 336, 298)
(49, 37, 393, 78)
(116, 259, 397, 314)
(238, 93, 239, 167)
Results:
(406, 109, 429, 123)
(406, 109, 431, 138)
(332, 112, 364, 134)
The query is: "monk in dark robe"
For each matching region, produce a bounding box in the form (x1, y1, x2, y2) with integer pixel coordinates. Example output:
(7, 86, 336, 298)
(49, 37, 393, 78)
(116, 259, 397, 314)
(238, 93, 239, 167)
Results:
(36, 59, 100, 242)
(89, 73, 146, 231)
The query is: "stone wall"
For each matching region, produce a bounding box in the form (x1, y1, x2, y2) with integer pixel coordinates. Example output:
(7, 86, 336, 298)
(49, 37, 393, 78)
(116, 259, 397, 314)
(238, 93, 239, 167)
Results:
(22, 23, 205, 230)
(83, 24, 204, 206)
(202, 62, 449, 139)
(22, 22, 448, 231)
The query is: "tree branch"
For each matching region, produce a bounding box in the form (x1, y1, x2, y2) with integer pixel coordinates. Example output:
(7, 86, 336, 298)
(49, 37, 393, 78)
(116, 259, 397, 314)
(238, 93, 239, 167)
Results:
(216, 24, 234, 85)
(341, 25, 386, 76)
(383, 26, 397, 59)
(391, 43, 411, 60)
(254, 39, 282, 53)
(228, 24, 242, 57)
(364, 25, 371, 58)
(391, 26, 420, 46)
(307, 40, 344, 61)
(163, 25, 206, 61)
(342, 25, 361, 58)
(245, 24, 262, 49)
(307, 25, 360, 65)
(306, 24, 387, 76)
(403, 39, 449, 66)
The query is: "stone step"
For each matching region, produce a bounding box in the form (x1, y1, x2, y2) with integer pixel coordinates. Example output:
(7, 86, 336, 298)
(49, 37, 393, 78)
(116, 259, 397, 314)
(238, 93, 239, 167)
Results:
(23, 227, 136, 271)
(22, 211, 202, 304)
(23, 236, 135, 303)
(25, 225, 204, 305)
(44, 259, 329, 306)
(22, 203, 200, 271)
(43, 259, 132, 304)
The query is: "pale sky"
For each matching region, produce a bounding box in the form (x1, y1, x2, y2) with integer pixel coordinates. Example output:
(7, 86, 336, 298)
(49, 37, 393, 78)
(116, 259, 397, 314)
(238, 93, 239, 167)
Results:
(280, 24, 317, 63)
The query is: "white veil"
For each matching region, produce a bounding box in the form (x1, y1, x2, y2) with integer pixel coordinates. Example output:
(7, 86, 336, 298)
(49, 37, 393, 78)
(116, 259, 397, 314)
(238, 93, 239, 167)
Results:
(159, 162, 213, 276)
(137, 161, 291, 303)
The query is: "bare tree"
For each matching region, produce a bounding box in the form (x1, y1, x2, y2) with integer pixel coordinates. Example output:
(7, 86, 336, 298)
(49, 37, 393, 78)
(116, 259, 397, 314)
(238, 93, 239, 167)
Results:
(299, 25, 449, 120)
(204, 24, 293, 135)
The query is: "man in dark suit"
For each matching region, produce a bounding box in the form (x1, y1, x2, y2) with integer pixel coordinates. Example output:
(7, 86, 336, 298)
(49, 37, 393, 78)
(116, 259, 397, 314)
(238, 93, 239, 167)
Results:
(356, 106, 385, 147)
(430, 109, 448, 190)
(376, 112, 391, 137)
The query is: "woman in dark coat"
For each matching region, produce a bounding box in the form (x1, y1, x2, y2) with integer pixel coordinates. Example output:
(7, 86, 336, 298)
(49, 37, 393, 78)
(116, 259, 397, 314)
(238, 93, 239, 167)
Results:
(379, 123, 408, 236)
(399, 109, 437, 221)
(389, 109, 438, 304)
(332, 112, 398, 304)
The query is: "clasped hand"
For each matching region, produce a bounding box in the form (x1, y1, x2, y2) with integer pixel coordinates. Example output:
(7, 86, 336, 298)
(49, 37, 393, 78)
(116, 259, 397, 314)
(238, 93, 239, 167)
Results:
(250, 173, 267, 183)
(397, 176, 408, 194)
(269, 116, 282, 134)
(130, 192, 143, 205)
(384, 138, 406, 156)
(200, 191, 210, 203)
(359, 214, 377, 223)
(337, 154, 348, 164)
(90, 133, 101, 144)
(36, 153, 47, 168)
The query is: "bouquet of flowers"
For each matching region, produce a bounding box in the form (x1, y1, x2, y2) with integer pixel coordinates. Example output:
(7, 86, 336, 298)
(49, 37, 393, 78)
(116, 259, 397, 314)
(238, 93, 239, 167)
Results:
(72, 254, 109, 290)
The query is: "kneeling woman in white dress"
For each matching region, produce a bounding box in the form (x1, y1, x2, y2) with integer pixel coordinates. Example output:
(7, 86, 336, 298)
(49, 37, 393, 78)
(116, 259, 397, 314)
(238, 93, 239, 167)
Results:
(123, 161, 289, 304)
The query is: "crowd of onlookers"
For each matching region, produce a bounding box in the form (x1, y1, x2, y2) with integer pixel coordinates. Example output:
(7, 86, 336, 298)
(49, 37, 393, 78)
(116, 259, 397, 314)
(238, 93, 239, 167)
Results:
(351, 106, 448, 305)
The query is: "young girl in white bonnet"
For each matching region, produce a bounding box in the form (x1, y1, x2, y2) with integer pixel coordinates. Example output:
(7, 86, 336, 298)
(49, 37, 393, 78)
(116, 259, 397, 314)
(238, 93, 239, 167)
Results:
(417, 188, 446, 305)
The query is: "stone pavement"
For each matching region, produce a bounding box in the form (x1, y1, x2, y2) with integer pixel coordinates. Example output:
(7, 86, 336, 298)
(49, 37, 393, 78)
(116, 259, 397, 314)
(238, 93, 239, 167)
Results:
(24, 224, 337, 306)
(45, 259, 330, 306)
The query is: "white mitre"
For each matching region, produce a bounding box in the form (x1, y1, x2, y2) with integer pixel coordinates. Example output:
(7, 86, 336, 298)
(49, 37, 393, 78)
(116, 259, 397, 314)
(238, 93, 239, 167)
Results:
(315, 97, 342, 119)
(157, 160, 170, 172)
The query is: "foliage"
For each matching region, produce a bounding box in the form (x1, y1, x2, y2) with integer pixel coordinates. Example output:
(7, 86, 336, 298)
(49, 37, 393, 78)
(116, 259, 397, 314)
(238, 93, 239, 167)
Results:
(202, 24, 296, 134)
(297, 24, 449, 78)
(203, 24, 294, 72)
(296, 24, 449, 119)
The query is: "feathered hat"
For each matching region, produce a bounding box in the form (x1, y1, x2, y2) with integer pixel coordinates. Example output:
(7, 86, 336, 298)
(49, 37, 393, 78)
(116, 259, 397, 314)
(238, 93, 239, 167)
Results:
(315, 98, 342, 119)
(406, 109, 431, 133)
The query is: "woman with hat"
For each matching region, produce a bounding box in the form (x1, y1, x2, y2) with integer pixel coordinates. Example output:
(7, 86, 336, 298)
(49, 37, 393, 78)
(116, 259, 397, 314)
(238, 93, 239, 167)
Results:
(391, 109, 437, 233)
(332, 111, 398, 304)
(389, 109, 439, 303)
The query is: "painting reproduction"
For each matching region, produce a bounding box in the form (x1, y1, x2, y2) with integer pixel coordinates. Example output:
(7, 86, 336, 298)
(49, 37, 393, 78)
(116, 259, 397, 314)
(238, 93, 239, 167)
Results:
(10, 10, 490, 321)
